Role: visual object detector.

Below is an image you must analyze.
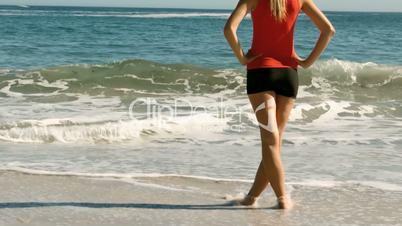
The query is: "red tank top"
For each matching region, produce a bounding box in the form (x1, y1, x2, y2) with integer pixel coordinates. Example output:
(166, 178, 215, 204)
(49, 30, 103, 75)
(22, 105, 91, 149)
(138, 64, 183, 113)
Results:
(247, 0, 301, 70)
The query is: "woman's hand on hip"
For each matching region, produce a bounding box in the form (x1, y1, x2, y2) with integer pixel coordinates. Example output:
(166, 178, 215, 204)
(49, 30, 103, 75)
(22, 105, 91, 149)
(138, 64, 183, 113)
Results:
(239, 50, 262, 65)
(294, 52, 312, 69)
(296, 58, 312, 69)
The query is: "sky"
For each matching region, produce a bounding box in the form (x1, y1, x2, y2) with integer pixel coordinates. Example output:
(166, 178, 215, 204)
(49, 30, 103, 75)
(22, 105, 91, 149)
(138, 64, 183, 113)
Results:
(1, 0, 402, 12)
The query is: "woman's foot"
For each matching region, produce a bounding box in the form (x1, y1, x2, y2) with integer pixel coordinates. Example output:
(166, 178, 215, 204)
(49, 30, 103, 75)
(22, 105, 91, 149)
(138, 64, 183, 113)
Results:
(223, 193, 259, 207)
(277, 195, 294, 209)
(237, 194, 258, 206)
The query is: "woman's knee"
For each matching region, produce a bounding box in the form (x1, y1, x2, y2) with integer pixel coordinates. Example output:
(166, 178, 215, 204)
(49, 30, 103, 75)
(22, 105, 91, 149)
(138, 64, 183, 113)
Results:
(259, 116, 280, 146)
(261, 132, 280, 156)
(254, 97, 279, 134)
(261, 143, 281, 164)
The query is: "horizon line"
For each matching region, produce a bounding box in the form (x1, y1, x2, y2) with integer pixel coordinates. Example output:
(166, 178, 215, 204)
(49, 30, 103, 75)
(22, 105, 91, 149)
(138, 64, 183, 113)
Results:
(1, 4, 402, 13)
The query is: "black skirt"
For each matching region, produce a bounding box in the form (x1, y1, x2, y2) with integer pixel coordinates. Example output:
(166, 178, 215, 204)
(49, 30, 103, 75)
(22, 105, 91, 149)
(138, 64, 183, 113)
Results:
(247, 68, 299, 99)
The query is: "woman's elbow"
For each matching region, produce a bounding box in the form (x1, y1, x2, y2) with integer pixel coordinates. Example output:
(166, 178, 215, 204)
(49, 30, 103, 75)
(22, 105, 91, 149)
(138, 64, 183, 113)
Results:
(223, 24, 235, 37)
(322, 25, 336, 37)
(328, 26, 336, 36)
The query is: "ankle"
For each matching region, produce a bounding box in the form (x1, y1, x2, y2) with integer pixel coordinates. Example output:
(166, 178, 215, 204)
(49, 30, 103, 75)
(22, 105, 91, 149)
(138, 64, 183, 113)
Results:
(277, 194, 290, 202)
(277, 194, 293, 208)
(246, 194, 259, 201)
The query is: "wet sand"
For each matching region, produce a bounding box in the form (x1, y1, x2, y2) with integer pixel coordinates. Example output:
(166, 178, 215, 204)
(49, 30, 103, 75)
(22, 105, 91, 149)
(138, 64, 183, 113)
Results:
(0, 171, 401, 226)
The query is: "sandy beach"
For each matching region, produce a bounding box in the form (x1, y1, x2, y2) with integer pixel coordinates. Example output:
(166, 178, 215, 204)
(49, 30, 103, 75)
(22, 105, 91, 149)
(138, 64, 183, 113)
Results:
(0, 170, 401, 226)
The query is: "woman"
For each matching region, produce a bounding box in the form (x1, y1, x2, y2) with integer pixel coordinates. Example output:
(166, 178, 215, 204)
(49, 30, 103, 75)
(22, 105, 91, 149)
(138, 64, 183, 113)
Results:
(224, 0, 335, 209)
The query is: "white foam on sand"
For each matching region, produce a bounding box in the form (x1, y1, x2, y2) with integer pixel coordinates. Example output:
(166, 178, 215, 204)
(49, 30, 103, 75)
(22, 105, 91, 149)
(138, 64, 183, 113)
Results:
(2, 166, 402, 192)
(346, 180, 402, 192)
(0, 166, 253, 183)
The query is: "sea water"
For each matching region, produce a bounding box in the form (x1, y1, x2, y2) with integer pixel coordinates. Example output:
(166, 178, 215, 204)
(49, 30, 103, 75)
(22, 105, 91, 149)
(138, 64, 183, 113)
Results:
(0, 5, 401, 224)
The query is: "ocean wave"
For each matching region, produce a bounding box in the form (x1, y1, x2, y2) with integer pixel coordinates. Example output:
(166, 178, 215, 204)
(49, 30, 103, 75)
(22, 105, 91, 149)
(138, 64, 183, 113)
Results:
(0, 59, 245, 97)
(294, 59, 402, 103)
(0, 112, 234, 144)
(303, 59, 402, 88)
(0, 118, 142, 143)
(1, 59, 401, 98)
(1, 59, 401, 144)
(1, 113, 399, 144)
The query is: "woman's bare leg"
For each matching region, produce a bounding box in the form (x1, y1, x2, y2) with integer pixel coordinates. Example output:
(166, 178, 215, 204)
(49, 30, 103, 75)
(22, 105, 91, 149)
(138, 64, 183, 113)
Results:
(274, 94, 296, 209)
(275, 94, 296, 150)
(239, 92, 295, 208)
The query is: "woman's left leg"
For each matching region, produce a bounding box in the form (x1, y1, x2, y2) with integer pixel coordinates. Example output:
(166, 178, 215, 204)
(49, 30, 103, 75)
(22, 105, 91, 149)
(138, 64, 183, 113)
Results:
(275, 94, 296, 152)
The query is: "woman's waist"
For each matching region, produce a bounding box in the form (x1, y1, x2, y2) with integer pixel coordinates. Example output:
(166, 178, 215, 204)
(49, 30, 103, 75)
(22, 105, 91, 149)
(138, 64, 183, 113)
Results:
(248, 54, 296, 62)
(250, 36, 294, 51)
(246, 55, 298, 69)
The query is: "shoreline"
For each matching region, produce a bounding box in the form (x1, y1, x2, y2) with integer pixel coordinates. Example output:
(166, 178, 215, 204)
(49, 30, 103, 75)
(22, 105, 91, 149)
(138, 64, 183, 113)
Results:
(1, 171, 401, 226)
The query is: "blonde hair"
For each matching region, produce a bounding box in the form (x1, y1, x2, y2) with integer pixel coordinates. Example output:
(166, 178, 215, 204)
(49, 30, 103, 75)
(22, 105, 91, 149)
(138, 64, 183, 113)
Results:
(270, 0, 287, 22)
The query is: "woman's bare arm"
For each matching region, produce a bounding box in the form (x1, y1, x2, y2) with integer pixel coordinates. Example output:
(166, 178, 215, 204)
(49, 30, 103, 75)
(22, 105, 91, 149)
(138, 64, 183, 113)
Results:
(297, 0, 336, 68)
(224, 0, 261, 65)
